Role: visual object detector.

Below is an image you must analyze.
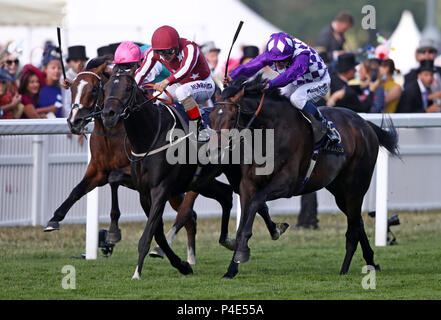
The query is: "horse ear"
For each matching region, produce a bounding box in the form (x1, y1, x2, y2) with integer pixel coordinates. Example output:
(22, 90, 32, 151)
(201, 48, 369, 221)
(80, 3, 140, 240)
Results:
(213, 86, 222, 102)
(93, 62, 107, 75)
(230, 88, 245, 104)
(129, 64, 138, 76)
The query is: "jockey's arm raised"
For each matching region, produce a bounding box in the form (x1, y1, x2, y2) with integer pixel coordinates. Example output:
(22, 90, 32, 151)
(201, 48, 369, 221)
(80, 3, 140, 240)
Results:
(268, 52, 309, 88)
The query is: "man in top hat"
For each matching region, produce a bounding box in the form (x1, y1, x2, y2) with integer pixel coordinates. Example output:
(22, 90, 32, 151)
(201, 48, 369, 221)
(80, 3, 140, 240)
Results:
(240, 45, 259, 65)
(397, 59, 441, 113)
(329, 53, 381, 112)
(404, 39, 441, 87)
(61, 45, 89, 117)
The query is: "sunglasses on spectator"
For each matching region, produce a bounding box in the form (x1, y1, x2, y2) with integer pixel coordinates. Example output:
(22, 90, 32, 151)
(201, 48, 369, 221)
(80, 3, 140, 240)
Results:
(417, 48, 437, 54)
(154, 49, 175, 56)
(5, 59, 19, 65)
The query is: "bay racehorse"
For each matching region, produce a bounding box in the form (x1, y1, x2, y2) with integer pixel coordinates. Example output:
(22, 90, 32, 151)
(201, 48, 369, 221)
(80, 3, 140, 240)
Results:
(101, 68, 288, 278)
(210, 75, 400, 278)
(44, 58, 201, 264)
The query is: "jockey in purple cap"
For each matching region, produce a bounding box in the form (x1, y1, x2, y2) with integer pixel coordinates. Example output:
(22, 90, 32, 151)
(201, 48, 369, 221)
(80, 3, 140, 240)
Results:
(224, 32, 340, 146)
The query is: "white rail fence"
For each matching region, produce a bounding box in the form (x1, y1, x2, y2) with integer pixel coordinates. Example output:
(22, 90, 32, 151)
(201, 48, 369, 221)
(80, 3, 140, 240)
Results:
(1, 115, 441, 258)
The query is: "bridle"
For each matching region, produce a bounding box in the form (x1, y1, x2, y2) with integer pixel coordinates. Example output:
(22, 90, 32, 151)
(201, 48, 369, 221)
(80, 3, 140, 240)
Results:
(212, 92, 265, 151)
(103, 73, 167, 119)
(213, 91, 266, 132)
(71, 71, 104, 121)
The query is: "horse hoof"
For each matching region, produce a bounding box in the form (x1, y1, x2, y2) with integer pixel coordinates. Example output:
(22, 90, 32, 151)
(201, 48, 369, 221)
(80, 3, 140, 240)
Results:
(271, 222, 290, 240)
(219, 238, 236, 251)
(43, 221, 60, 232)
(108, 230, 122, 244)
(187, 255, 196, 265)
(149, 246, 165, 259)
(222, 273, 234, 280)
(233, 249, 250, 264)
(179, 261, 193, 275)
(132, 267, 141, 280)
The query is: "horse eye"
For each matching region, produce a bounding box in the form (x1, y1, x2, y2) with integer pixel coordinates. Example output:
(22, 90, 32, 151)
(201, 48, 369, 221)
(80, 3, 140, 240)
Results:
(126, 86, 132, 92)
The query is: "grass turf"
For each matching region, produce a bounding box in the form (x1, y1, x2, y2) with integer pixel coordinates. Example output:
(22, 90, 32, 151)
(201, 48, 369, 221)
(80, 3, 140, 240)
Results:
(0, 211, 440, 300)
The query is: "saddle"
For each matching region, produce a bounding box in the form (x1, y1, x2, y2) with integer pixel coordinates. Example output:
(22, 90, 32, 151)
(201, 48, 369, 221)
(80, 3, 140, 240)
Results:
(298, 109, 327, 146)
(299, 109, 345, 155)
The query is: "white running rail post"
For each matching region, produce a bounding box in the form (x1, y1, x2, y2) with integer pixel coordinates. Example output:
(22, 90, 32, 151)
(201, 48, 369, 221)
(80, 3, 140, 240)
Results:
(375, 147, 389, 246)
(85, 134, 99, 259)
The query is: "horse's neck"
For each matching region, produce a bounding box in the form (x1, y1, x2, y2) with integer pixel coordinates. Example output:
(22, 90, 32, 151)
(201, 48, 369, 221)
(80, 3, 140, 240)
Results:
(94, 117, 125, 135)
(124, 94, 164, 154)
(241, 97, 292, 128)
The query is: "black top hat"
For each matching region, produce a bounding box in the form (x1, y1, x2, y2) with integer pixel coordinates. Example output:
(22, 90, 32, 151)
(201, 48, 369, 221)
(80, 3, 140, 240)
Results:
(418, 59, 435, 73)
(66, 45, 88, 62)
(97, 45, 113, 57)
(107, 43, 122, 55)
(243, 46, 259, 59)
(336, 53, 358, 73)
(240, 46, 259, 64)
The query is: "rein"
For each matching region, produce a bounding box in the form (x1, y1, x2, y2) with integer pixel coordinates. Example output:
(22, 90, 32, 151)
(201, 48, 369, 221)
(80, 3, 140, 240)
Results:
(213, 91, 266, 131)
(105, 73, 191, 162)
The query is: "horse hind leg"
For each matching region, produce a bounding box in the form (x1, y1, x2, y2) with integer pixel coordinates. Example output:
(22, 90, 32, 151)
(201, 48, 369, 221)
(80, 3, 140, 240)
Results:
(334, 193, 366, 275)
(359, 216, 380, 271)
(258, 203, 289, 240)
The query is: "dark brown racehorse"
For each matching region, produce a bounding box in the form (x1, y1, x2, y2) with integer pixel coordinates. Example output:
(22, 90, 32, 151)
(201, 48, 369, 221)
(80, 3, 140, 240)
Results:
(44, 58, 200, 264)
(101, 68, 288, 278)
(210, 75, 400, 278)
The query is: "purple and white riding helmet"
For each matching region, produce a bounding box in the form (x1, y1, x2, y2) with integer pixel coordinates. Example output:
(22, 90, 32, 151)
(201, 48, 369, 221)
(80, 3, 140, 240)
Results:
(266, 32, 295, 61)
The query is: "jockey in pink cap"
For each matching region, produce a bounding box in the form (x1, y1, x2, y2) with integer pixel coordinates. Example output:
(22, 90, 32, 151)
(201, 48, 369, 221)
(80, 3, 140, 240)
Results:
(114, 41, 165, 87)
(113, 41, 144, 70)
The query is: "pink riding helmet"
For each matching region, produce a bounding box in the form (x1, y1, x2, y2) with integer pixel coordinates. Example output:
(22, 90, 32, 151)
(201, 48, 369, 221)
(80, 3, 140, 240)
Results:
(113, 41, 143, 64)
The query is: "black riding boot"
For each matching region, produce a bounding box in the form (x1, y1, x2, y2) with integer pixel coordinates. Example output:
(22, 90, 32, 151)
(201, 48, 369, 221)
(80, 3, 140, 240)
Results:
(189, 117, 210, 143)
(303, 101, 340, 145)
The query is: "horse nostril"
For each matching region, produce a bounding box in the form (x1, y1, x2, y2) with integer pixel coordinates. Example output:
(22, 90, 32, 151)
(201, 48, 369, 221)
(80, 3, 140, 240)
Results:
(104, 110, 116, 118)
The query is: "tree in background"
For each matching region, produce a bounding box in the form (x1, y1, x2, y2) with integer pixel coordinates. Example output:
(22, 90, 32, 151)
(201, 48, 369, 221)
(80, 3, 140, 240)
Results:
(241, 0, 427, 50)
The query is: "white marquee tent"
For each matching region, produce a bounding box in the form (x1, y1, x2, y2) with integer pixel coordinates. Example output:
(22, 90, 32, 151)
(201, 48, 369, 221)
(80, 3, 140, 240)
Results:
(0, 0, 282, 73)
(388, 10, 421, 75)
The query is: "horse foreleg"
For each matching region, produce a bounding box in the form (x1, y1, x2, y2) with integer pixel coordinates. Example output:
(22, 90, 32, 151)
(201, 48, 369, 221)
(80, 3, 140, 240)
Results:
(133, 187, 189, 279)
(44, 164, 105, 231)
(154, 218, 193, 275)
(149, 192, 198, 265)
(198, 182, 234, 250)
(107, 182, 122, 244)
(257, 203, 289, 240)
(107, 169, 133, 243)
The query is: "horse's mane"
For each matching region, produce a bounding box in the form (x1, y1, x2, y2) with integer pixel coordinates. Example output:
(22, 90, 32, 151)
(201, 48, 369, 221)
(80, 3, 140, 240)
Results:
(222, 73, 287, 102)
(85, 55, 113, 71)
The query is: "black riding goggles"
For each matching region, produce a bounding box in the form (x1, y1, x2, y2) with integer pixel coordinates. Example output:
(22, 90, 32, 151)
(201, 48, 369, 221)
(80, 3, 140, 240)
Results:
(154, 48, 175, 56)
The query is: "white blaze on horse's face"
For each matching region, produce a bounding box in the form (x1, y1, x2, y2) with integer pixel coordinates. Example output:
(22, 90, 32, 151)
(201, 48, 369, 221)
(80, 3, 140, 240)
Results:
(70, 79, 88, 124)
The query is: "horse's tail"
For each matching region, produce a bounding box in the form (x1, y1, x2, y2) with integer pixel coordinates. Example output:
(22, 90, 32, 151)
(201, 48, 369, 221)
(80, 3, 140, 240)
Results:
(367, 115, 400, 158)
